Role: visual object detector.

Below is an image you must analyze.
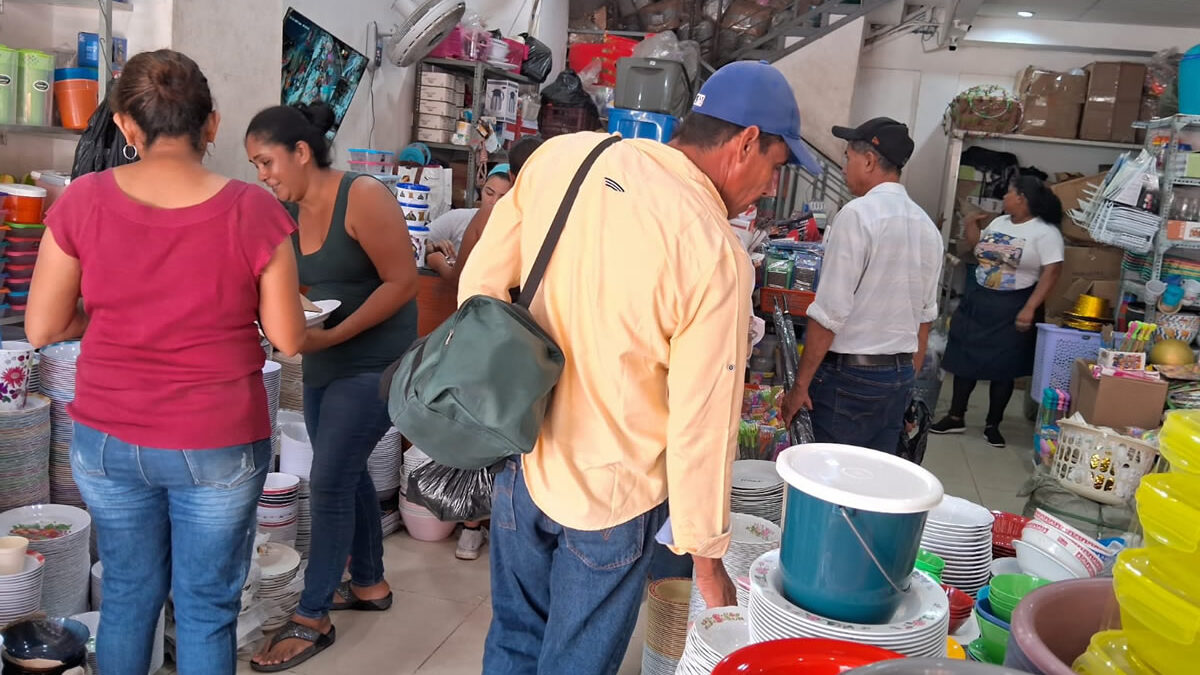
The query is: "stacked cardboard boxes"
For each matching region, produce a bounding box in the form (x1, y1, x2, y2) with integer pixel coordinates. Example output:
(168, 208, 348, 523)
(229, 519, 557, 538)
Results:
(416, 71, 466, 145)
(1080, 62, 1147, 144)
(1015, 67, 1088, 139)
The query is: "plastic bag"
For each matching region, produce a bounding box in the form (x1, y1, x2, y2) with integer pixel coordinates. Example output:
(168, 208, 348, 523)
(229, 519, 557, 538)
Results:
(541, 69, 600, 117)
(520, 32, 553, 83)
(631, 32, 700, 82)
(71, 96, 137, 179)
(407, 461, 495, 522)
(897, 398, 932, 465)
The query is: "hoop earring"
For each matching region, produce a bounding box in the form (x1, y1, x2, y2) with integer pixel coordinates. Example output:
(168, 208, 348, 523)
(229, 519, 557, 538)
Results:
(122, 144, 138, 161)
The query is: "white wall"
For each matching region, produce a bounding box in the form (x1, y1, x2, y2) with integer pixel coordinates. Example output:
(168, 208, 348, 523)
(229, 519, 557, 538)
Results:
(851, 18, 1200, 220)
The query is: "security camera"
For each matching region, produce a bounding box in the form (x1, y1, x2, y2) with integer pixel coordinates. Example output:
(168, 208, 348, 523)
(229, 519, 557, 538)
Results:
(946, 23, 969, 51)
(949, 37, 959, 51)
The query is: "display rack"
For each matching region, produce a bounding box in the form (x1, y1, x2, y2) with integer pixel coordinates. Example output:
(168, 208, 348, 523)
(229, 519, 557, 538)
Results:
(414, 58, 529, 208)
(1113, 115, 1200, 321)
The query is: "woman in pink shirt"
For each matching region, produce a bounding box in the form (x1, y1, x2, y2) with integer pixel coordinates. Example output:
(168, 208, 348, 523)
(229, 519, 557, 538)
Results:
(26, 50, 306, 675)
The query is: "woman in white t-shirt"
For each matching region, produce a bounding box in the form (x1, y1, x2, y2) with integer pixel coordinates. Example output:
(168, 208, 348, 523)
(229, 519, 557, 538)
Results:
(933, 177, 1065, 448)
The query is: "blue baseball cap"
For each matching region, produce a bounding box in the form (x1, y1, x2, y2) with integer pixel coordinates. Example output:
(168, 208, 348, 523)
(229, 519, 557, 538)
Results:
(690, 60, 822, 175)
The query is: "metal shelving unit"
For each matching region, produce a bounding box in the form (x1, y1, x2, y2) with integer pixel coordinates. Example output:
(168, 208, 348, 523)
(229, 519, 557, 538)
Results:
(414, 58, 530, 208)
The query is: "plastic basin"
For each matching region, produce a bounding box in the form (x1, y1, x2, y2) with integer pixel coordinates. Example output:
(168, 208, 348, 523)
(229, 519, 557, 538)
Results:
(1006, 577, 1119, 675)
(713, 638, 903, 674)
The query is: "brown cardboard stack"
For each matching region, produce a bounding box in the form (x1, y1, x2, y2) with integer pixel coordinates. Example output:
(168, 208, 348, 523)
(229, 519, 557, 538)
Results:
(1016, 67, 1088, 139)
(416, 71, 466, 145)
(1051, 172, 1109, 243)
(1080, 62, 1147, 144)
(1045, 247, 1124, 322)
(1069, 359, 1167, 429)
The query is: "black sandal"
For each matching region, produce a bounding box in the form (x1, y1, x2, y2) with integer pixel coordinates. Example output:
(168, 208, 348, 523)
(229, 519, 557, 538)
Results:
(330, 581, 393, 612)
(250, 620, 336, 672)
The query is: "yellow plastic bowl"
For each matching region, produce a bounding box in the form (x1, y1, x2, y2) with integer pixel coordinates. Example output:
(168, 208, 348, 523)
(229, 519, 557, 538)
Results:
(1160, 410, 1200, 475)
(1071, 630, 1158, 675)
(1113, 547, 1200, 675)
(1137, 473, 1200, 554)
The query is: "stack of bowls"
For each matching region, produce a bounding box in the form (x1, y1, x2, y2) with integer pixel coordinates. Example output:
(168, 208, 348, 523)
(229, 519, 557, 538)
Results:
(1111, 546, 1199, 675)
(990, 511, 1028, 559)
(254, 542, 303, 631)
(368, 427, 404, 500)
(985, 574, 1050, 623)
(0, 503, 91, 616)
(919, 496, 995, 597)
(257, 473, 301, 547)
(1072, 630, 1157, 674)
(913, 548, 945, 583)
(0, 551, 45, 626)
(675, 606, 751, 675)
(1013, 510, 1113, 582)
(969, 587, 1011, 665)
(943, 584, 974, 634)
(399, 498, 455, 542)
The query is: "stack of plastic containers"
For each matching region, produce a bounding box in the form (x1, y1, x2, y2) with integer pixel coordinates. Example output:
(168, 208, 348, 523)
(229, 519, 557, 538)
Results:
(1077, 409, 1200, 674)
(53, 68, 99, 130)
(0, 184, 48, 319)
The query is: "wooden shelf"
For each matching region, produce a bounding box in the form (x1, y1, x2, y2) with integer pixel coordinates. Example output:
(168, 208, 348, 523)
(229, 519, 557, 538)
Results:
(0, 124, 84, 141)
(1, 0, 131, 11)
(956, 130, 1142, 151)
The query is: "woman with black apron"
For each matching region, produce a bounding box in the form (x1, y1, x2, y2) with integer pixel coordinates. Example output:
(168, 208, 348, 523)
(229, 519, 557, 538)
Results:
(934, 177, 1065, 447)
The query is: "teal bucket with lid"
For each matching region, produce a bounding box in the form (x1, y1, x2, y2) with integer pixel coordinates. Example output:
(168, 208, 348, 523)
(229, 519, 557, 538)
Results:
(775, 444, 944, 624)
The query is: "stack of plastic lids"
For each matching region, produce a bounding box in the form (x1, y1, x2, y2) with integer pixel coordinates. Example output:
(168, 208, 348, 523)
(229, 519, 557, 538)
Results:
(1082, 410, 1200, 674)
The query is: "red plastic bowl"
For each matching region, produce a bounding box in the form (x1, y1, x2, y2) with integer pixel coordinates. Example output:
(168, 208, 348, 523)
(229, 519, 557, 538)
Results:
(992, 510, 1030, 549)
(944, 584, 975, 633)
(712, 638, 904, 674)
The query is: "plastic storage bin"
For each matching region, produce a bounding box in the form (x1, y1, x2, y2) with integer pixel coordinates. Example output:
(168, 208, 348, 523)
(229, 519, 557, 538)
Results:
(607, 108, 678, 143)
(568, 36, 638, 87)
(1181, 44, 1200, 116)
(1050, 418, 1157, 505)
(614, 57, 692, 118)
(1113, 547, 1200, 675)
(1030, 323, 1102, 404)
(16, 49, 54, 127)
(0, 46, 16, 125)
(539, 103, 598, 138)
(54, 68, 99, 130)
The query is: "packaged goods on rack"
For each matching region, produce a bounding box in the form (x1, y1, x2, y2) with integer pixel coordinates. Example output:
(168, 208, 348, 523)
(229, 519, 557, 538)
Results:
(761, 242, 823, 292)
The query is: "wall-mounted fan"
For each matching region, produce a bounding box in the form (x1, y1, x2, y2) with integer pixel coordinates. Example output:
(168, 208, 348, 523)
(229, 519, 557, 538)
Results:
(376, 0, 466, 68)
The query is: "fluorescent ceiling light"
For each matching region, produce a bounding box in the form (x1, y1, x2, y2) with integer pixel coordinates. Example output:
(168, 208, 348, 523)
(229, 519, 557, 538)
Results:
(1017, 10, 1035, 18)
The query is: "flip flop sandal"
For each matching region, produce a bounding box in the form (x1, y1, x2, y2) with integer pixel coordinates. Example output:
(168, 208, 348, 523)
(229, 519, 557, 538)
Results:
(330, 580, 394, 611)
(250, 620, 336, 672)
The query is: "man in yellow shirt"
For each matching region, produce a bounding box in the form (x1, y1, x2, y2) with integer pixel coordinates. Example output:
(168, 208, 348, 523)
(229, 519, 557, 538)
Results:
(459, 60, 820, 674)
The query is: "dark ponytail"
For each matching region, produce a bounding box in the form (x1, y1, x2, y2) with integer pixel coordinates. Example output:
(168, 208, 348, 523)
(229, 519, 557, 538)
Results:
(1011, 176, 1063, 227)
(110, 49, 213, 152)
(245, 101, 336, 168)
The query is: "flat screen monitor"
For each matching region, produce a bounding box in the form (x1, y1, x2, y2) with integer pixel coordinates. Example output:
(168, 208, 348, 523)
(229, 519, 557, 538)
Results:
(281, 8, 368, 141)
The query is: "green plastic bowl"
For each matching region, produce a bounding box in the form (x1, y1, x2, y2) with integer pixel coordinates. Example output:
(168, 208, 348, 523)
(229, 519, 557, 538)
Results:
(990, 573, 1051, 606)
(976, 608, 1011, 656)
(913, 548, 945, 577)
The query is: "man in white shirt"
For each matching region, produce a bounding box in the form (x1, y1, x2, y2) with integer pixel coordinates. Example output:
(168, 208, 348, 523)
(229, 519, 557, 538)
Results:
(781, 117, 943, 453)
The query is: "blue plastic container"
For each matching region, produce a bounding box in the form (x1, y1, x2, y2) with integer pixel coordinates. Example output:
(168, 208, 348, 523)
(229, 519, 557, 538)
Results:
(54, 68, 99, 82)
(1182, 45, 1200, 116)
(775, 444, 944, 624)
(607, 108, 679, 143)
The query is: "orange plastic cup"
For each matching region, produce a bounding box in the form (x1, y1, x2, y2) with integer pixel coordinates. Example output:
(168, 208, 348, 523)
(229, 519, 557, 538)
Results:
(54, 79, 99, 130)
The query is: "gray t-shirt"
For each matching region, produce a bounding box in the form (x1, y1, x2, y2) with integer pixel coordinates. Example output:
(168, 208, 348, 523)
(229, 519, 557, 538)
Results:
(426, 208, 478, 251)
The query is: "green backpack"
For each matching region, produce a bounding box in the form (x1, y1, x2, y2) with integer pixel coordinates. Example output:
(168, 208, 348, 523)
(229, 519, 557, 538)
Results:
(381, 136, 620, 469)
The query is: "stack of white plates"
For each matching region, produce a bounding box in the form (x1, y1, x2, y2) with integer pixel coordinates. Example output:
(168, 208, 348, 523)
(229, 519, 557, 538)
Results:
(380, 505, 401, 536)
(262, 361, 282, 429)
(0, 503, 92, 615)
(273, 353, 304, 412)
(400, 446, 432, 498)
(295, 481, 312, 559)
(0, 550, 46, 625)
(642, 578, 690, 675)
(275, 410, 304, 471)
(39, 342, 84, 507)
(258, 473, 300, 547)
(0, 393, 51, 510)
(279, 422, 313, 481)
(919, 495, 995, 597)
(27, 350, 40, 394)
(732, 460, 786, 525)
(369, 428, 404, 500)
(90, 560, 103, 610)
(747, 550, 949, 658)
(689, 513, 782, 619)
(255, 542, 302, 631)
(676, 606, 752, 675)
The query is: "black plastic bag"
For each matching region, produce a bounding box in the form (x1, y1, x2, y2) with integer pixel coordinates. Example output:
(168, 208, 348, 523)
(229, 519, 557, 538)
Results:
(540, 69, 596, 111)
(897, 398, 933, 465)
(71, 95, 137, 179)
(407, 462, 495, 522)
(520, 32, 553, 83)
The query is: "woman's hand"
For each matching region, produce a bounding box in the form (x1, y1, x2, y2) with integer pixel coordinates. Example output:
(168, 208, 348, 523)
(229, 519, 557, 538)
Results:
(1016, 306, 1035, 332)
(300, 327, 341, 354)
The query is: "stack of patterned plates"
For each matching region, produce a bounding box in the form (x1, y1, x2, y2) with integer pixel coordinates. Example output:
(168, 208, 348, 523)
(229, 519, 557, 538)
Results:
(400, 446, 431, 498)
(369, 428, 404, 500)
(747, 550, 949, 658)
(0, 393, 51, 511)
(262, 361, 282, 428)
(27, 349, 40, 394)
(380, 503, 401, 536)
(273, 353, 304, 412)
(643, 577, 690, 674)
(690, 513, 782, 619)
(39, 342, 84, 507)
(0, 550, 46, 625)
(254, 542, 302, 631)
(258, 473, 300, 547)
(0, 503, 92, 615)
(919, 496, 995, 597)
(732, 460, 786, 525)
(676, 606, 752, 675)
(294, 480, 312, 559)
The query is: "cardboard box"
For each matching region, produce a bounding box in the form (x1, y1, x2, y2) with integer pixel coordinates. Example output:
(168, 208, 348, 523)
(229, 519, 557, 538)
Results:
(1016, 67, 1088, 139)
(1051, 172, 1109, 243)
(1167, 220, 1200, 243)
(417, 113, 457, 132)
(421, 85, 465, 105)
(1045, 246, 1124, 321)
(1069, 359, 1167, 429)
(419, 71, 466, 93)
(1080, 62, 1147, 143)
(415, 127, 453, 144)
(417, 99, 458, 117)
(484, 79, 519, 124)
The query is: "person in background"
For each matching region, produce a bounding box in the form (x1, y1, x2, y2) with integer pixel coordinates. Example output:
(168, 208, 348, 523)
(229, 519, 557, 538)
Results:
(244, 102, 419, 672)
(780, 117, 943, 453)
(460, 61, 819, 673)
(26, 50, 306, 675)
(933, 177, 1064, 447)
(428, 137, 544, 286)
(424, 164, 512, 280)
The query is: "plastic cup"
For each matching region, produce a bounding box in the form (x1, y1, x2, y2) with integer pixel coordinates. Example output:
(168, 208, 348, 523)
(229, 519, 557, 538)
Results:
(54, 78, 99, 130)
(0, 535, 29, 575)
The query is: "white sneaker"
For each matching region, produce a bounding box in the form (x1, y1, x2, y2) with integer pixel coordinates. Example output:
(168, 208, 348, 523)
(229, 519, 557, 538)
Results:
(455, 527, 486, 560)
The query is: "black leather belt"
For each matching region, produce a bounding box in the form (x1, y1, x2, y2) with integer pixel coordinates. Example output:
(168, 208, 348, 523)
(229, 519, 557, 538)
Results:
(824, 352, 913, 367)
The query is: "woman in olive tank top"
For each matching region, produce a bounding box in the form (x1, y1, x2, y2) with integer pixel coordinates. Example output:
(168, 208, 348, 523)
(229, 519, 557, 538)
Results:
(244, 103, 418, 672)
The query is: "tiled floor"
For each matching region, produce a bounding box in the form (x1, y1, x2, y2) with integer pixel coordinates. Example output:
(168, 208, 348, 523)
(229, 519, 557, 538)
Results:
(229, 384, 1034, 674)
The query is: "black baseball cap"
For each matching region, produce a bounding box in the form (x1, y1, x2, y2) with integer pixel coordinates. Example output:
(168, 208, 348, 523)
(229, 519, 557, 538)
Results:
(832, 117, 914, 169)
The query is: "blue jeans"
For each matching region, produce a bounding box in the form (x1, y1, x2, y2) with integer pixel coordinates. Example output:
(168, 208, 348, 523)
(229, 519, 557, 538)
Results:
(71, 422, 269, 675)
(809, 359, 915, 454)
(484, 459, 667, 675)
(297, 371, 393, 619)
